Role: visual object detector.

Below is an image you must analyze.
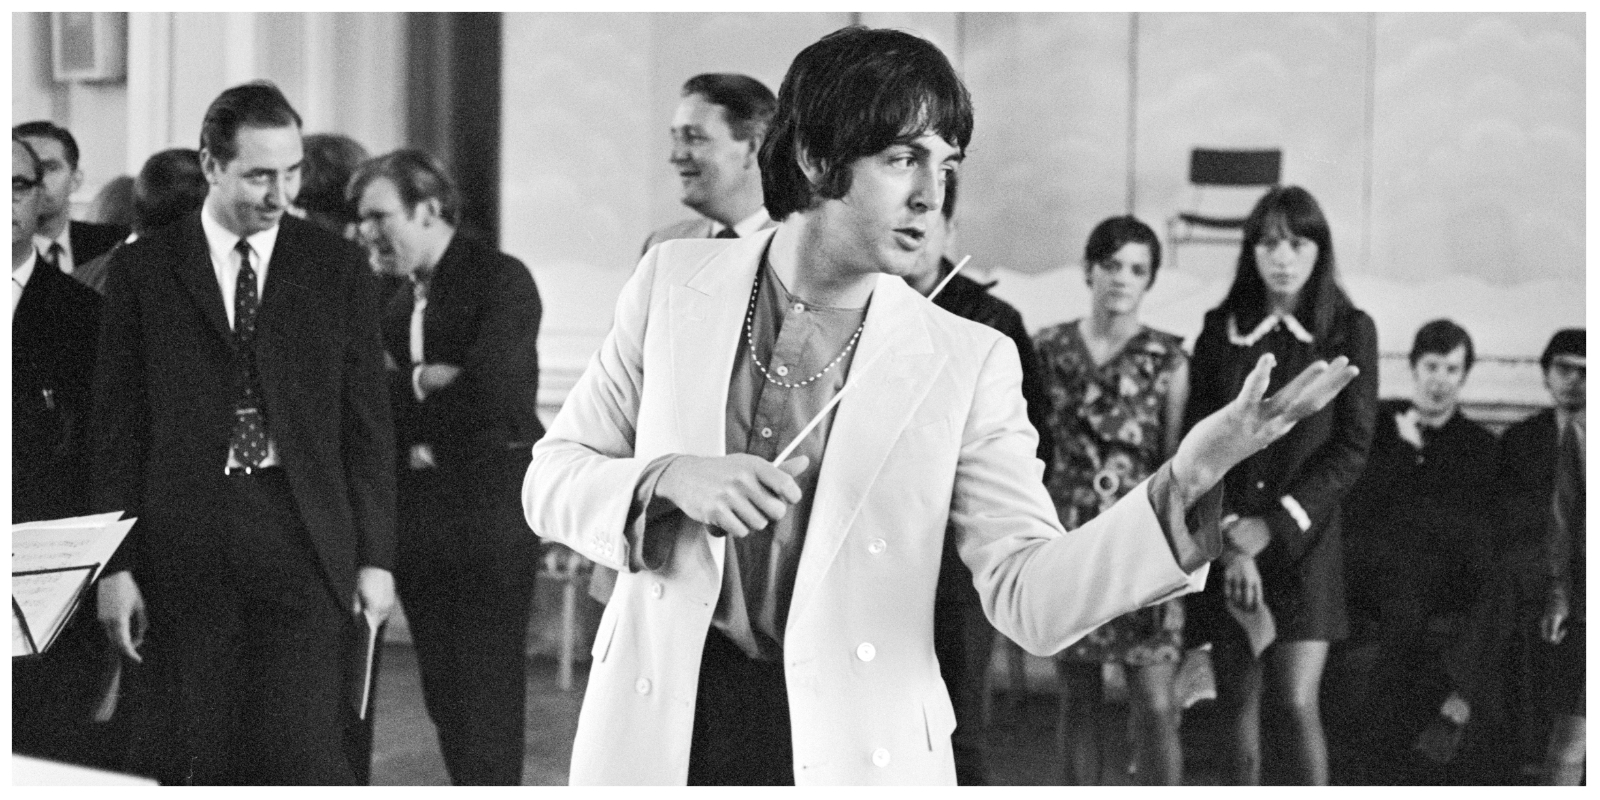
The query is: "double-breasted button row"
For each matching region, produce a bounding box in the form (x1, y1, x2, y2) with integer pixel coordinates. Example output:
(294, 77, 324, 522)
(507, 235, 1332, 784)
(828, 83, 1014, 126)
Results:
(856, 642, 875, 662)
(650, 581, 664, 598)
(636, 678, 651, 694)
(867, 538, 887, 555)
(871, 748, 891, 767)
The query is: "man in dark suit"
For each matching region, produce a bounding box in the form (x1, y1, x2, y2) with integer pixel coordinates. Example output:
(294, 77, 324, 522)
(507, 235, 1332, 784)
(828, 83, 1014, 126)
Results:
(12, 121, 131, 284)
(91, 82, 396, 785)
(641, 73, 778, 254)
(1497, 329, 1584, 556)
(350, 149, 543, 785)
(12, 134, 124, 771)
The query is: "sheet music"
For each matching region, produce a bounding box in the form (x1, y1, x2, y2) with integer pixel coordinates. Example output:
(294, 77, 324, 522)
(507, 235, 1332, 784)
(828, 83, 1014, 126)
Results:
(12, 517, 136, 583)
(11, 570, 90, 657)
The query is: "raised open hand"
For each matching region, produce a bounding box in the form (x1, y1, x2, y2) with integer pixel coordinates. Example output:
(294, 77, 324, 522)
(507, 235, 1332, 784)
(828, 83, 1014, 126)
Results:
(1171, 353, 1359, 505)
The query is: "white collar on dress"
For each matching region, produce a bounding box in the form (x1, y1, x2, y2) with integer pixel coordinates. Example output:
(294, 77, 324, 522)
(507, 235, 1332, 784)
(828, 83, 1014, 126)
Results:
(1227, 311, 1314, 347)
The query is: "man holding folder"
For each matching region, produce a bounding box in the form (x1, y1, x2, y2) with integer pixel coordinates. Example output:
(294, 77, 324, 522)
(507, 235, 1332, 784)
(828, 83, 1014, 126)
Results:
(522, 25, 1359, 786)
(91, 82, 396, 785)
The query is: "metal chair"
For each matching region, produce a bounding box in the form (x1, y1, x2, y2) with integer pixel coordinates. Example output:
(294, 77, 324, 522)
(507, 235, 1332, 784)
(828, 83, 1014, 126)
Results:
(1166, 148, 1282, 268)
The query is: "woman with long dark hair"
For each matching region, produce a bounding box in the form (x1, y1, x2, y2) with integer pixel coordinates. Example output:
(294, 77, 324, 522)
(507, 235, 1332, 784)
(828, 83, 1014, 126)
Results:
(1183, 186, 1378, 784)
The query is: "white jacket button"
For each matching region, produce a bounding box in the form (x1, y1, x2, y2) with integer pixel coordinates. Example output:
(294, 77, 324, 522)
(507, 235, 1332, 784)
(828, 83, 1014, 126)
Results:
(872, 748, 891, 767)
(856, 642, 875, 662)
(636, 678, 651, 694)
(867, 538, 886, 555)
(650, 581, 664, 598)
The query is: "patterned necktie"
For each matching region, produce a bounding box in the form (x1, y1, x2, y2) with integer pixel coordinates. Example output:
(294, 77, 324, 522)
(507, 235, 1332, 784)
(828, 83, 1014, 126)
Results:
(713, 226, 739, 239)
(229, 239, 269, 468)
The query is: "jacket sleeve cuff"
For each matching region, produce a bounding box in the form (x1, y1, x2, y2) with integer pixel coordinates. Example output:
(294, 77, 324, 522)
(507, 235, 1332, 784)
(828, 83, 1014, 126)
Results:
(626, 454, 685, 572)
(1147, 460, 1225, 573)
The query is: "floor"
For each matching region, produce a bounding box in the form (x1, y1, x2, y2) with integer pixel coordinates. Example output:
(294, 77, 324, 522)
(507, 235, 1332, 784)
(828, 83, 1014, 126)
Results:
(367, 644, 1234, 786)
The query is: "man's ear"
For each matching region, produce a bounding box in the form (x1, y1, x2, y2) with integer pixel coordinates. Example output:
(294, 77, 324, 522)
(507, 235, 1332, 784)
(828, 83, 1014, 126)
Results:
(415, 197, 443, 226)
(743, 135, 762, 170)
(199, 149, 222, 185)
(68, 167, 84, 195)
(796, 144, 826, 188)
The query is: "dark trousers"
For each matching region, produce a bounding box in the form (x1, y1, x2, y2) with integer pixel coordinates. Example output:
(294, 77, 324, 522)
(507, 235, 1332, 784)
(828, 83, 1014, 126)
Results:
(687, 626, 794, 785)
(395, 451, 537, 785)
(933, 528, 995, 785)
(135, 469, 355, 785)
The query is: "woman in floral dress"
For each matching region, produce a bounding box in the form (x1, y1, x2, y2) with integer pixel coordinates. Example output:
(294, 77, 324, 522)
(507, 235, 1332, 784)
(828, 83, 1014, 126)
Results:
(1034, 216, 1189, 785)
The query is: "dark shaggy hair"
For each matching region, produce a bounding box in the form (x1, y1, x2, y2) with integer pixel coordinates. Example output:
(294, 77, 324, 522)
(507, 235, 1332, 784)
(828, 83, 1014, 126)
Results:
(1409, 319, 1475, 373)
(134, 148, 207, 234)
(760, 26, 973, 220)
(1083, 215, 1163, 288)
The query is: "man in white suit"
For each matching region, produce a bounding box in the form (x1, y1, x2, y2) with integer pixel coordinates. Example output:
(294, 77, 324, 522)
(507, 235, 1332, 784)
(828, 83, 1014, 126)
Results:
(523, 26, 1357, 786)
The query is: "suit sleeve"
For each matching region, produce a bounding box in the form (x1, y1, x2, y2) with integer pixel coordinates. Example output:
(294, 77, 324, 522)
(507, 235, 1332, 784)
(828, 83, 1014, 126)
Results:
(990, 305, 1055, 479)
(342, 264, 399, 571)
(521, 246, 661, 571)
(427, 252, 544, 446)
(1267, 310, 1379, 561)
(91, 248, 151, 575)
(951, 337, 1218, 657)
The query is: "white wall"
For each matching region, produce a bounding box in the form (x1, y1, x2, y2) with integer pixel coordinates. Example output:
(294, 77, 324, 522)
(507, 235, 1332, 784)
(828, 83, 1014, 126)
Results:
(11, 12, 408, 214)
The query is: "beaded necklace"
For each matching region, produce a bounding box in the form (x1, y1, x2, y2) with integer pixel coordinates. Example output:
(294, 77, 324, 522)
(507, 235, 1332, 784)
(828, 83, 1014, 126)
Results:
(743, 268, 865, 390)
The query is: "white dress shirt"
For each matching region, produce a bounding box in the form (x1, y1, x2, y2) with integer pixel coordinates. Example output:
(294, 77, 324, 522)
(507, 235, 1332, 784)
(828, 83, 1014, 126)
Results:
(11, 248, 38, 316)
(201, 205, 282, 468)
(33, 230, 73, 274)
(709, 207, 772, 239)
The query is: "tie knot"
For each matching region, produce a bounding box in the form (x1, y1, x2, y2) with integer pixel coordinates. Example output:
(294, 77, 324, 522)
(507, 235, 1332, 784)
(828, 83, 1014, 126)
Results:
(235, 239, 252, 264)
(48, 242, 63, 258)
(714, 227, 739, 240)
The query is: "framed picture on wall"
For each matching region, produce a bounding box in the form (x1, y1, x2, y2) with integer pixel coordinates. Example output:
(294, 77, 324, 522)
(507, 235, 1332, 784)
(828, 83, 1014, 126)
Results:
(51, 12, 126, 83)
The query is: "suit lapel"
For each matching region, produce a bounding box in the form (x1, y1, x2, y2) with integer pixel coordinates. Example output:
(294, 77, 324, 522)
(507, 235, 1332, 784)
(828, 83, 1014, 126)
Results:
(668, 230, 770, 576)
(169, 217, 233, 344)
(788, 275, 944, 624)
(667, 229, 770, 456)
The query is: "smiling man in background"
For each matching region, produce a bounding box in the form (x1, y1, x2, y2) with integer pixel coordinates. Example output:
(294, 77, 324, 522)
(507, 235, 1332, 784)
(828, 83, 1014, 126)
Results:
(641, 73, 777, 253)
(91, 81, 396, 785)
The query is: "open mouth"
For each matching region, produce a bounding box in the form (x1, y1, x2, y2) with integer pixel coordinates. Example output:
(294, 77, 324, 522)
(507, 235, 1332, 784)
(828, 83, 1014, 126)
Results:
(893, 228, 925, 248)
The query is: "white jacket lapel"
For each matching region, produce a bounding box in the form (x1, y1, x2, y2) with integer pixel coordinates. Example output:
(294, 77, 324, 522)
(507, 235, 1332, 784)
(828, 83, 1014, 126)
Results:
(788, 274, 945, 623)
(667, 229, 772, 574)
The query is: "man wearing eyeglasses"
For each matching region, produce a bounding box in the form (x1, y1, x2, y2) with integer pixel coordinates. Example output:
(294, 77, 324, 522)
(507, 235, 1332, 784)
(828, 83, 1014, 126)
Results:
(12, 121, 130, 282)
(12, 135, 114, 770)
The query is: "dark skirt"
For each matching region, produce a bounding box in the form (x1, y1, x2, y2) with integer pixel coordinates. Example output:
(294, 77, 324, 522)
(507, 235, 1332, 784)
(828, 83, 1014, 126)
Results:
(1189, 516, 1349, 647)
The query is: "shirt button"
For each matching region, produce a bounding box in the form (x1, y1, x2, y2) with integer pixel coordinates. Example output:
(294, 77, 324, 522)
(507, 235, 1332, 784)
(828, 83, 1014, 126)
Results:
(775, 365, 789, 377)
(872, 748, 891, 767)
(867, 538, 887, 555)
(792, 302, 805, 313)
(650, 582, 664, 599)
(856, 642, 876, 662)
(636, 678, 652, 694)
(760, 427, 773, 439)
